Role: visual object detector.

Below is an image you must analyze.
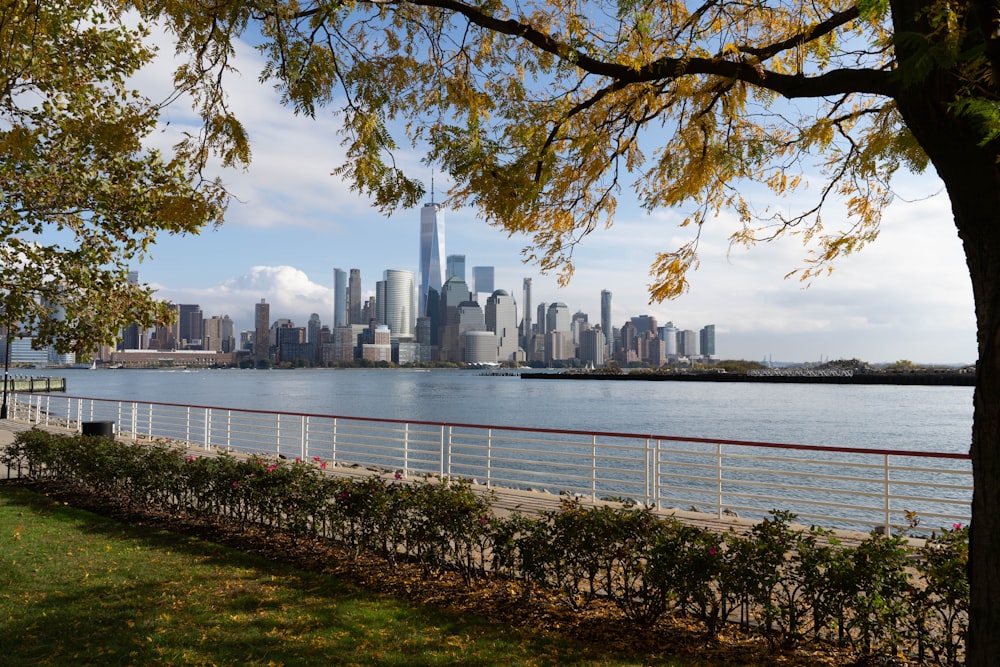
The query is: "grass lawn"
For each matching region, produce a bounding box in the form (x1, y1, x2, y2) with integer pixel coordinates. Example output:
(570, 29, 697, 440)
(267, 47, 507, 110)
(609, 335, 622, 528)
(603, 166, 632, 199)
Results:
(0, 484, 684, 667)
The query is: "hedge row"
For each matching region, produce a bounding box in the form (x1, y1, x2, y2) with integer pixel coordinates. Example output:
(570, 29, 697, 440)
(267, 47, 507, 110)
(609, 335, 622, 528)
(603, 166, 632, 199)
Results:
(1, 429, 969, 664)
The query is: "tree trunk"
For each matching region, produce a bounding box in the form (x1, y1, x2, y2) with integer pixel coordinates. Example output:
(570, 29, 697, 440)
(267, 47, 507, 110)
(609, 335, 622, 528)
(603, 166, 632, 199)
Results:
(896, 89, 1000, 663)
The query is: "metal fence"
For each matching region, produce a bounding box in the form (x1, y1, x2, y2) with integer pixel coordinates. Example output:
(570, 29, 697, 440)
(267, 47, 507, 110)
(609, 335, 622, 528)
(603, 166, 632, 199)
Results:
(9, 392, 972, 533)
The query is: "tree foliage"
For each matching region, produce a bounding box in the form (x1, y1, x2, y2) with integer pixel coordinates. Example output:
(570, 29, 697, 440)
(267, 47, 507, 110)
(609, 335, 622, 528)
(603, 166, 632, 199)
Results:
(140, 0, 985, 299)
(0, 2, 226, 353)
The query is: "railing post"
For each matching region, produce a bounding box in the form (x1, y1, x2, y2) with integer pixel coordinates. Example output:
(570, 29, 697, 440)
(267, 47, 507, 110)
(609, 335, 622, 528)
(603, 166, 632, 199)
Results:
(147, 403, 153, 440)
(300, 415, 307, 460)
(130, 402, 137, 441)
(591, 434, 598, 502)
(716, 442, 724, 519)
(486, 428, 492, 488)
(403, 422, 409, 474)
(225, 410, 232, 452)
(439, 425, 447, 478)
(204, 408, 212, 450)
(185, 406, 192, 446)
(884, 453, 891, 535)
(646, 438, 653, 508)
(331, 417, 337, 461)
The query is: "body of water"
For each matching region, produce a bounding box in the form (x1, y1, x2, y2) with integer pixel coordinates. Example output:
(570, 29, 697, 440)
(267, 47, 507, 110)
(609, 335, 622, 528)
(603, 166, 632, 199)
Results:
(46, 368, 973, 454)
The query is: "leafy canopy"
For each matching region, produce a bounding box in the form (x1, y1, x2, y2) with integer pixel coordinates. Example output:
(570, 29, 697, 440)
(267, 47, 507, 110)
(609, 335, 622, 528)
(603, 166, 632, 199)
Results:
(142, 0, 989, 301)
(0, 2, 226, 353)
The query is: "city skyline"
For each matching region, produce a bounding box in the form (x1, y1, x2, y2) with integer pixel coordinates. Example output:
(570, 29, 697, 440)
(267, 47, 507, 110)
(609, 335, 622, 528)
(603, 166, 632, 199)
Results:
(121, 26, 976, 365)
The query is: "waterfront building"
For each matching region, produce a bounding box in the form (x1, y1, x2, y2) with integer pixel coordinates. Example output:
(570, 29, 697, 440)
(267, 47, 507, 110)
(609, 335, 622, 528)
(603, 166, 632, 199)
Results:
(333, 268, 347, 327)
(419, 201, 445, 316)
(202, 315, 232, 352)
(678, 329, 698, 357)
(174, 304, 203, 349)
(361, 323, 392, 362)
(544, 330, 574, 365)
(484, 289, 518, 362)
(536, 302, 547, 336)
(659, 322, 678, 357)
(456, 300, 486, 363)
(463, 330, 498, 365)
(376, 269, 415, 340)
(700, 324, 716, 358)
(254, 299, 270, 362)
(331, 325, 359, 362)
(600, 290, 613, 355)
(348, 268, 363, 324)
(579, 326, 606, 367)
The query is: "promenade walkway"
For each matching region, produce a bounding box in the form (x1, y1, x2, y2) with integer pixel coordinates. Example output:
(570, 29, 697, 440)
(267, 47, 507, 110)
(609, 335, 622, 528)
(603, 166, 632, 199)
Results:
(0, 418, 891, 548)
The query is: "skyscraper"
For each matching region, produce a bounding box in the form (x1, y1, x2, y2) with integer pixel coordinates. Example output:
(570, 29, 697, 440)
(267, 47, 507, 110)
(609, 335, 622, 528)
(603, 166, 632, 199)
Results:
(376, 269, 415, 339)
(485, 289, 518, 362)
(546, 302, 569, 333)
(419, 201, 445, 316)
(348, 269, 362, 324)
(472, 266, 494, 296)
(446, 254, 466, 282)
(700, 324, 716, 358)
(600, 290, 613, 353)
(254, 299, 270, 363)
(521, 278, 532, 346)
(333, 268, 347, 327)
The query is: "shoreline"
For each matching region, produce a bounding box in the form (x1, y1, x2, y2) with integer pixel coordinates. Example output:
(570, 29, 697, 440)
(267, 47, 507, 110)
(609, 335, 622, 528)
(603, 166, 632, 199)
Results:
(520, 371, 976, 386)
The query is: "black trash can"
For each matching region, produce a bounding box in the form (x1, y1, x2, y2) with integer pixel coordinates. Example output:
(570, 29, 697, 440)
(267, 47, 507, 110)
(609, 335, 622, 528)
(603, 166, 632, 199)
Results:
(82, 421, 114, 437)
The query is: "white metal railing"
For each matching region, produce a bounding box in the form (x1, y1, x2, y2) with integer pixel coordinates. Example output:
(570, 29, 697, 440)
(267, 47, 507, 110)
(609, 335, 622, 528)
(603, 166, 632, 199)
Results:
(10, 393, 972, 533)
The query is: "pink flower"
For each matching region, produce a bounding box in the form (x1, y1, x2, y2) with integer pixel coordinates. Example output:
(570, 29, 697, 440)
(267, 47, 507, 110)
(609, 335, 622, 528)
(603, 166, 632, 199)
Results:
(313, 456, 321, 462)
(394, 472, 403, 480)
(708, 547, 718, 556)
(232, 481, 239, 488)
(319, 462, 327, 470)
(266, 465, 278, 473)
(295, 457, 302, 463)
(953, 522, 964, 530)
(186, 456, 196, 462)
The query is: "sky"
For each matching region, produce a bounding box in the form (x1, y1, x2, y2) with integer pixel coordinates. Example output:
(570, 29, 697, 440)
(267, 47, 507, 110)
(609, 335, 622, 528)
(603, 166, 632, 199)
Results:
(123, 26, 976, 366)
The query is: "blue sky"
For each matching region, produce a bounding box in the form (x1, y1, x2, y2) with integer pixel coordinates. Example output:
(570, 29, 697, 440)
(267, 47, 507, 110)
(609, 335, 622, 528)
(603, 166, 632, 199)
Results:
(126, 29, 976, 365)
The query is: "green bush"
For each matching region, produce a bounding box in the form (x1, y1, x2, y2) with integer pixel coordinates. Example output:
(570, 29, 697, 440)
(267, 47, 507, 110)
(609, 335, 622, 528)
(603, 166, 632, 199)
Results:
(7, 429, 970, 663)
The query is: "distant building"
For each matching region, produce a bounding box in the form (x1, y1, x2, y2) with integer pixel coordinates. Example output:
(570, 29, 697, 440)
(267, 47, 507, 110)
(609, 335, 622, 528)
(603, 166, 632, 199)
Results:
(419, 202, 445, 316)
(254, 299, 270, 362)
(485, 289, 518, 362)
(547, 302, 570, 334)
(446, 254, 466, 282)
(348, 268, 363, 324)
(463, 330, 498, 365)
(333, 268, 348, 327)
(700, 324, 716, 358)
(472, 266, 494, 296)
(579, 326, 606, 367)
(376, 269, 415, 340)
(600, 290, 613, 354)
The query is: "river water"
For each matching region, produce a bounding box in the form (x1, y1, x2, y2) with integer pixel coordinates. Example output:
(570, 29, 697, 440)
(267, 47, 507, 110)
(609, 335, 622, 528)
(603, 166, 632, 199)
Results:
(47, 368, 973, 454)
